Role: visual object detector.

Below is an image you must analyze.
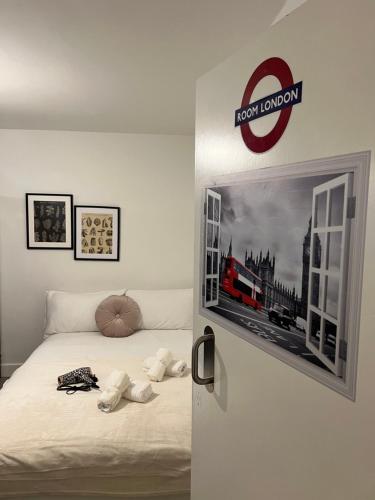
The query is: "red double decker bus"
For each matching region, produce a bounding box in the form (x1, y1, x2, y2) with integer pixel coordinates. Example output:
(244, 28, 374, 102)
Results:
(221, 256, 263, 310)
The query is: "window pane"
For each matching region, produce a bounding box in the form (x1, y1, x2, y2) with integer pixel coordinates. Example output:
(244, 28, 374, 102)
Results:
(207, 195, 213, 221)
(312, 233, 325, 268)
(213, 252, 218, 274)
(329, 184, 345, 227)
(213, 225, 219, 249)
(327, 232, 342, 272)
(309, 311, 321, 349)
(314, 191, 327, 228)
(311, 272, 322, 309)
(322, 319, 337, 363)
(214, 198, 220, 222)
(207, 223, 213, 247)
(206, 251, 212, 275)
(206, 279, 212, 302)
(325, 275, 339, 319)
(212, 279, 218, 301)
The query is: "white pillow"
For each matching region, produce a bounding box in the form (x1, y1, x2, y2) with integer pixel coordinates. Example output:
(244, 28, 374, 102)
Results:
(44, 289, 126, 336)
(126, 288, 193, 330)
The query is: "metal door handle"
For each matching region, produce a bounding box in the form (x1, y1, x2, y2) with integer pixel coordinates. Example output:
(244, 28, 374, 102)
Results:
(192, 326, 215, 385)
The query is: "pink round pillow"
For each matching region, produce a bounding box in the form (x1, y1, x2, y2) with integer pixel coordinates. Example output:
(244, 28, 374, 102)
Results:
(95, 295, 141, 337)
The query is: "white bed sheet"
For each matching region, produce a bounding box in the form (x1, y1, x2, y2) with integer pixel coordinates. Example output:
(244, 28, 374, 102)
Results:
(0, 330, 192, 499)
(30, 329, 193, 364)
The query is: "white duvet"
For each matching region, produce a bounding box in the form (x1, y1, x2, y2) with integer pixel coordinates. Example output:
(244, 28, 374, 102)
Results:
(0, 330, 192, 498)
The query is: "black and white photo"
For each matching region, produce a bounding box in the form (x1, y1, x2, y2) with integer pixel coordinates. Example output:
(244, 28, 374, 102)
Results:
(201, 155, 369, 396)
(26, 193, 73, 249)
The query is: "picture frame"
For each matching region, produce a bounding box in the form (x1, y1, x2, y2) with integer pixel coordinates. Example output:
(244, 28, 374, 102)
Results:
(199, 151, 370, 399)
(74, 205, 120, 261)
(26, 193, 73, 249)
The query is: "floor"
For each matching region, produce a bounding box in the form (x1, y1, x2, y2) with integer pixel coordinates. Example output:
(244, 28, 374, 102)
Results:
(0, 377, 9, 389)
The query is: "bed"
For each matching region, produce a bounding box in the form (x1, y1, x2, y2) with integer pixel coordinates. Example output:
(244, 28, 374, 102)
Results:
(0, 289, 192, 500)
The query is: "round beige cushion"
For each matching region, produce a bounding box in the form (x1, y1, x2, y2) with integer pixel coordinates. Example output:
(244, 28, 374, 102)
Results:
(95, 295, 141, 337)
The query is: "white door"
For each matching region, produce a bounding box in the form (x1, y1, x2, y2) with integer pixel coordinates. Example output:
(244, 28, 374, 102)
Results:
(191, 155, 369, 500)
(191, 0, 375, 500)
(305, 174, 352, 376)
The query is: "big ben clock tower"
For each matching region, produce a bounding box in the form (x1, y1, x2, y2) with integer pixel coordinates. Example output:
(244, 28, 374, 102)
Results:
(301, 217, 311, 320)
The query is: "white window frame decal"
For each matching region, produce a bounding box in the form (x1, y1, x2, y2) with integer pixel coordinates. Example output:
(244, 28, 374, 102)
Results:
(199, 152, 370, 400)
(306, 174, 352, 376)
(204, 189, 221, 307)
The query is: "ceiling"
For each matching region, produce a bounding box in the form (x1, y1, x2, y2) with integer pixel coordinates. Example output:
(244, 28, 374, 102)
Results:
(0, 0, 305, 135)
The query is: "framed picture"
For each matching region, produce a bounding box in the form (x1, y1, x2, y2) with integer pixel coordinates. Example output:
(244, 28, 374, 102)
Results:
(200, 151, 370, 399)
(74, 205, 120, 261)
(26, 193, 73, 249)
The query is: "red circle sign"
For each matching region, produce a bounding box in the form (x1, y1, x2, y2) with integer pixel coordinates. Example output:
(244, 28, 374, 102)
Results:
(240, 57, 294, 153)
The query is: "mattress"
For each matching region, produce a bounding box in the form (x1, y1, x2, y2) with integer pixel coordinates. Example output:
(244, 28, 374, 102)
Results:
(0, 330, 192, 498)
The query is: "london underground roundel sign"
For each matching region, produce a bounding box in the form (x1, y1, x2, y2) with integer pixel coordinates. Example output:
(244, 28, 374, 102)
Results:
(235, 57, 303, 153)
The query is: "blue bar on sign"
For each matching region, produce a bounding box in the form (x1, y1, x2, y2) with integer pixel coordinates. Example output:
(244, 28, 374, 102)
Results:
(235, 81, 303, 127)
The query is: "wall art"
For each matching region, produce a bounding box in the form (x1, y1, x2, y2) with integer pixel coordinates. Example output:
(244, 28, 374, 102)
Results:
(26, 193, 73, 249)
(235, 57, 303, 153)
(74, 205, 120, 261)
(200, 152, 370, 398)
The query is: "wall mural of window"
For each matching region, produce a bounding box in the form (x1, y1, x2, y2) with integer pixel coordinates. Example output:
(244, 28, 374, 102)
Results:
(201, 152, 370, 399)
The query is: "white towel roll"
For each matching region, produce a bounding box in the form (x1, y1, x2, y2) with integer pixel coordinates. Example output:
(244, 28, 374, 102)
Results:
(169, 359, 187, 377)
(98, 370, 131, 413)
(143, 357, 187, 377)
(123, 380, 153, 403)
(147, 360, 166, 382)
(97, 387, 122, 413)
(103, 370, 130, 393)
(156, 348, 173, 365)
(147, 348, 173, 382)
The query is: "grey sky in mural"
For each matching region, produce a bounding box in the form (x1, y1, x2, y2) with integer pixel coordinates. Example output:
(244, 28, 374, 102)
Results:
(216, 173, 337, 296)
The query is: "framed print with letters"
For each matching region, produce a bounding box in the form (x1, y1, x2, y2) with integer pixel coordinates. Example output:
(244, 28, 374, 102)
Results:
(74, 205, 120, 261)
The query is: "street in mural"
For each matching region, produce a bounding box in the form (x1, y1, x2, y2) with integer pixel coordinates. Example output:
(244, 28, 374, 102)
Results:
(203, 172, 350, 376)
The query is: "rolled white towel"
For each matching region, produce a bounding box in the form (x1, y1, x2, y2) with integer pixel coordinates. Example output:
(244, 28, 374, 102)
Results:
(123, 380, 153, 403)
(168, 359, 187, 377)
(156, 347, 173, 364)
(97, 387, 122, 413)
(98, 370, 131, 413)
(143, 357, 187, 377)
(147, 348, 173, 382)
(103, 369, 130, 393)
(147, 360, 166, 382)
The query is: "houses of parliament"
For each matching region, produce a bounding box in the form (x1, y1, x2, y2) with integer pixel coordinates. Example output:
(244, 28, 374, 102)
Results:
(221, 218, 312, 319)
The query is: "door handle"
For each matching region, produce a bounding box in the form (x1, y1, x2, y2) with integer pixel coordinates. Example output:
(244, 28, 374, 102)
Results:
(192, 326, 215, 385)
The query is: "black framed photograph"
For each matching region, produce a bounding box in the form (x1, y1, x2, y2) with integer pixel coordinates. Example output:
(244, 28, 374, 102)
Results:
(26, 193, 73, 249)
(74, 205, 120, 261)
(200, 152, 370, 399)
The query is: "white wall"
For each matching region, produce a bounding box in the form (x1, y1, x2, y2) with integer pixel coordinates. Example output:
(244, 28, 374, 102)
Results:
(193, 0, 375, 499)
(0, 130, 194, 375)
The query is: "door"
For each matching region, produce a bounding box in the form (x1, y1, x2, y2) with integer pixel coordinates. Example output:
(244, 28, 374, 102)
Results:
(305, 174, 352, 376)
(191, 0, 373, 496)
(191, 156, 369, 500)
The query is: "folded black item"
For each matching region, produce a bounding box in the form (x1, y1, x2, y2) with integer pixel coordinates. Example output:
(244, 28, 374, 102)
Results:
(57, 367, 99, 394)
